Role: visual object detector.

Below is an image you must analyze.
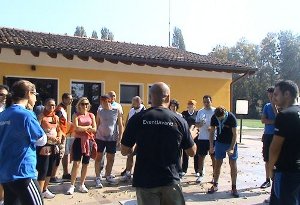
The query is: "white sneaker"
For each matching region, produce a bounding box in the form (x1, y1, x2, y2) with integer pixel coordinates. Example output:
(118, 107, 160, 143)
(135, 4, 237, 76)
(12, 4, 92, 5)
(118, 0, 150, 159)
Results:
(0, 200, 4, 205)
(196, 175, 204, 183)
(78, 184, 88, 193)
(42, 188, 55, 199)
(195, 172, 200, 177)
(106, 175, 118, 185)
(95, 177, 103, 188)
(66, 185, 75, 195)
(120, 171, 131, 182)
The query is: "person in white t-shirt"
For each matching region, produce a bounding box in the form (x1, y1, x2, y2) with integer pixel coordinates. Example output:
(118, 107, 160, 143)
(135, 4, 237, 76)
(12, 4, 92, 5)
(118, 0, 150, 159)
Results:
(195, 95, 216, 183)
(120, 96, 146, 181)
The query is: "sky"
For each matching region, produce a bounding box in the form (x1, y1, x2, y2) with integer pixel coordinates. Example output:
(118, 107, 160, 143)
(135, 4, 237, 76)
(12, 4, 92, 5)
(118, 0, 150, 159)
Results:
(0, 0, 299, 54)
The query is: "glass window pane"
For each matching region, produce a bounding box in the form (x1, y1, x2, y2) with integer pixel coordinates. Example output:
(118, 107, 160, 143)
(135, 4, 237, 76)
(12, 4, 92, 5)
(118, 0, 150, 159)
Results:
(120, 85, 140, 104)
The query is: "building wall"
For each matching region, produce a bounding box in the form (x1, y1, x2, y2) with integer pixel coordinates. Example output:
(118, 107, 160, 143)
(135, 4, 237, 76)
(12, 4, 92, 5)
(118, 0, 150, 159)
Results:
(0, 48, 232, 117)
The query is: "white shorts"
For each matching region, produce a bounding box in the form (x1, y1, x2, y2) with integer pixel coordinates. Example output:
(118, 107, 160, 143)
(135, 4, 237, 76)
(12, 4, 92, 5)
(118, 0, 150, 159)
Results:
(64, 137, 75, 155)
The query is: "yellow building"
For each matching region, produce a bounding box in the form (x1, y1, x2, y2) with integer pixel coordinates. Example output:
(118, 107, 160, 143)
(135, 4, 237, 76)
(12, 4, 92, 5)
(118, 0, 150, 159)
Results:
(0, 27, 255, 116)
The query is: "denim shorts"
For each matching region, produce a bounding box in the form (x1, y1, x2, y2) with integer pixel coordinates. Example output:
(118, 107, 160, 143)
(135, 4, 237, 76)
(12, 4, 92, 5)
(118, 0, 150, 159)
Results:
(215, 141, 238, 160)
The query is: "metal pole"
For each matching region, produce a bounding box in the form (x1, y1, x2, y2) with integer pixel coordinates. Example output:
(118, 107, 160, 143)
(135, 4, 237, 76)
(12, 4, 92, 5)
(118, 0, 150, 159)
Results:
(239, 117, 242, 143)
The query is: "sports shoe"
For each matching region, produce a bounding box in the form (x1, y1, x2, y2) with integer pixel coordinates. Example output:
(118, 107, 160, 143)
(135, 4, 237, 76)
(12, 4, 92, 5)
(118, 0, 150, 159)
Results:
(120, 169, 127, 176)
(66, 185, 75, 195)
(231, 189, 240, 198)
(260, 181, 271, 188)
(179, 172, 186, 178)
(0, 200, 3, 205)
(264, 196, 270, 203)
(195, 172, 200, 177)
(106, 175, 118, 185)
(62, 173, 71, 181)
(95, 177, 103, 188)
(49, 177, 62, 184)
(196, 174, 204, 183)
(78, 184, 88, 193)
(207, 184, 218, 194)
(120, 171, 131, 182)
(42, 189, 55, 199)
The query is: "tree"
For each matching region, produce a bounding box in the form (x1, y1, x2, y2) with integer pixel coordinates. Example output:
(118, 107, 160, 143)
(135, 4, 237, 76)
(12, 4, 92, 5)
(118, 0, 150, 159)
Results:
(74, 26, 87, 37)
(101, 27, 114, 40)
(172, 27, 185, 50)
(91, 30, 98, 39)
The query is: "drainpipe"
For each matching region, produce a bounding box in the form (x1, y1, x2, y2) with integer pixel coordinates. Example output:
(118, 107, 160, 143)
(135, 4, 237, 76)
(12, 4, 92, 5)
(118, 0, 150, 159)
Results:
(230, 71, 250, 112)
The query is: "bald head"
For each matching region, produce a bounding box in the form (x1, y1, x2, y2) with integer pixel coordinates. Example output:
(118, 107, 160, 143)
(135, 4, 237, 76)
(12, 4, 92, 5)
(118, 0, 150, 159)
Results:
(150, 82, 170, 107)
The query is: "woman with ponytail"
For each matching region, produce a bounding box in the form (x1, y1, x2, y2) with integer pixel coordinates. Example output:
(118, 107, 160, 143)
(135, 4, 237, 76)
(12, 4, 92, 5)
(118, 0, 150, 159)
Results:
(0, 80, 46, 205)
(36, 98, 62, 199)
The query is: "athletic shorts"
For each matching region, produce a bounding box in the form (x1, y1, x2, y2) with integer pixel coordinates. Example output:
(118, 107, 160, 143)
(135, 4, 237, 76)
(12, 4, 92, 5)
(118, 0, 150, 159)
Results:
(215, 141, 238, 160)
(72, 138, 90, 164)
(65, 137, 75, 155)
(196, 140, 215, 156)
(262, 134, 273, 162)
(96, 139, 117, 154)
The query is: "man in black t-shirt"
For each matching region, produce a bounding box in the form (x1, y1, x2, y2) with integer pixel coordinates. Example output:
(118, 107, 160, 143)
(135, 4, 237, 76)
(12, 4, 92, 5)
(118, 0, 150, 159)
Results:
(121, 82, 197, 205)
(207, 106, 239, 198)
(269, 80, 300, 205)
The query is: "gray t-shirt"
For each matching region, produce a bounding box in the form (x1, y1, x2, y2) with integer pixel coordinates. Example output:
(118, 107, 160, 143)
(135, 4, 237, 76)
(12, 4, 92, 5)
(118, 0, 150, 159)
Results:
(96, 107, 121, 141)
(195, 107, 216, 140)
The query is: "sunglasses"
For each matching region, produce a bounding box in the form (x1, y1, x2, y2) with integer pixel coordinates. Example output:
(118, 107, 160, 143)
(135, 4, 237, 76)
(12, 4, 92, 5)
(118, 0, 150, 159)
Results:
(0, 93, 6, 97)
(80, 103, 89, 106)
(30, 91, 39, 96)
(48, 104, 56, 107)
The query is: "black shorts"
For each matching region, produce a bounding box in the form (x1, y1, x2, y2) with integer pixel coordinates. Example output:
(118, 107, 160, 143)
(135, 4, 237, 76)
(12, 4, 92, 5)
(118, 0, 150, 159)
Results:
(262, 134, 273, 162)
(36, 145, 56, 180)
(96, 139, 117, 154)
(196, 140, 214, 156)
(72, 138, 90, 164)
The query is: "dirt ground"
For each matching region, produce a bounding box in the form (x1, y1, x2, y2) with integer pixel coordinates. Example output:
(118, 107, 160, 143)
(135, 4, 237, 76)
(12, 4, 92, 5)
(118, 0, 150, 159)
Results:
(44, 129, 271, 205)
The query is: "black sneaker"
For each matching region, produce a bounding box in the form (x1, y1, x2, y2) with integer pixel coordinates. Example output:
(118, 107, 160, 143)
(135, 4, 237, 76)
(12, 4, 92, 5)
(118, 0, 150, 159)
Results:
(260, 181, 271, 188)
(62, 174, 71, 181)
(231, 189, 240, 198)
(49, 177, 62, 184)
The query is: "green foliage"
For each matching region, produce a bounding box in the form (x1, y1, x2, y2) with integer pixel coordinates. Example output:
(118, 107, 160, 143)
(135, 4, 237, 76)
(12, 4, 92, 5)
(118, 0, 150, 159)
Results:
(91, 30, 98, 39)
(172, 27, 185, 50)
(101, 27, 114, 40)
(74, 26, 87, 37)
(209, 31, 300, 119)
(237, 119, 264, 128)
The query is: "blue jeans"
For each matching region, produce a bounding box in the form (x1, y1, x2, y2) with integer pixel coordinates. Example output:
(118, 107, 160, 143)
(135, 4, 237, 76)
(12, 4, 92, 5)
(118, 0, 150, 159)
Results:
(270, 171, 300, 205)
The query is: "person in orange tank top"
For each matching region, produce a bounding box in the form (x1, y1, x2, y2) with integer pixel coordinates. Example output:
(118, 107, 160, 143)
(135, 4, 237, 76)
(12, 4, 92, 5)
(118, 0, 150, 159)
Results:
(36, 98, 62, 199)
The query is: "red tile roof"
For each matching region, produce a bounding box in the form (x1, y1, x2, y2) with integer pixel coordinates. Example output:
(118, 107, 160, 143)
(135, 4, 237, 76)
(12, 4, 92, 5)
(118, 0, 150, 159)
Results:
(0, 27, 256, 74)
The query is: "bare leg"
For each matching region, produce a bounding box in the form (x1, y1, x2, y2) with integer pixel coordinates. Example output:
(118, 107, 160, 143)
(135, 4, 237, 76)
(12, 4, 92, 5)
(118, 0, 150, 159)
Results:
(198, 155, 206, 175)
(62, 154, 69, 175)
(213, 159, 223, 184)
(80, 164, 88, 185)
(210, 153, 216, 173)
(125, 154, 134, 172)
(105, 153, 115, 177)
(70, 161, 80, 185)
(229, 159, 237, 186)
(95, 152, 103, 178)
(38, 180, 45, 192)
(0, 185, 3, 201)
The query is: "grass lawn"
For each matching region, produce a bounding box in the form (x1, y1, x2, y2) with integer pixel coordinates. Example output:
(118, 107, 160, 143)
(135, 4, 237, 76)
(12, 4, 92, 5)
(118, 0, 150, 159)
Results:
(237, 119, 264, 128)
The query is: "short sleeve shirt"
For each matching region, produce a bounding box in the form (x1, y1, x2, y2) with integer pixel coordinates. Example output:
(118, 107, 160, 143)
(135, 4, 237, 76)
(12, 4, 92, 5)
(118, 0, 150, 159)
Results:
(195, 107, 216, 140)
(0, 105, 45, 183)
(274, 105, 300, 172)
(211, 112, 237, 144)
(181, 110, 198, 127)
(96, 108, 121, 141)
(262, 103, 276, 134)
(121, 107, 195, 188)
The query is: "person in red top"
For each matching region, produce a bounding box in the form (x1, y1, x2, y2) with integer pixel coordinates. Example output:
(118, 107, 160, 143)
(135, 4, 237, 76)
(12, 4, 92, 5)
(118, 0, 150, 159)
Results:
(37, 98, 62, 199)
(66, 97, 97, 195)
(50, 93, 73, 183)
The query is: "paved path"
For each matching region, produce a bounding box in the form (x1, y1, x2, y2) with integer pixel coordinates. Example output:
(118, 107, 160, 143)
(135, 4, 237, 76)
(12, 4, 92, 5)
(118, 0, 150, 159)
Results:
(45, 129, 270, 205)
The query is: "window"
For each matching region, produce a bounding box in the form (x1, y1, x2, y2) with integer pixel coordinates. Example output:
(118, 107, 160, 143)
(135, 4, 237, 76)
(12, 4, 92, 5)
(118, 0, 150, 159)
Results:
(4, 76, 58, 104)
(120, 84, 140, 104)
(71, 81, 102, 115)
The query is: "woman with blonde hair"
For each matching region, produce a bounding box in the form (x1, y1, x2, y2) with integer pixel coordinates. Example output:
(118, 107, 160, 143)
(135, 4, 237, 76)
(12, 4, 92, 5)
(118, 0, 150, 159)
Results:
(67, 97, 97, 195)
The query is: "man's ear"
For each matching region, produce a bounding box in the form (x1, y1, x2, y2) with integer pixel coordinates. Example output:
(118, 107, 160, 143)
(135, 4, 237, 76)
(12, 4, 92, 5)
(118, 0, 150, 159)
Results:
(164, 94, 170, 104)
